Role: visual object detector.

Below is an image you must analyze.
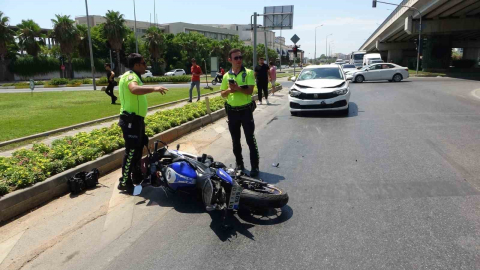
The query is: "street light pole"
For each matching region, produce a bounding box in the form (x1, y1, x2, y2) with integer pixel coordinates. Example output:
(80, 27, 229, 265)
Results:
(314, 25, 323, 64)
(85, 0, 96, 90)
(372, 0, 422, 74)
(326, 33, 332, 64)
(133, 0, 138, 53)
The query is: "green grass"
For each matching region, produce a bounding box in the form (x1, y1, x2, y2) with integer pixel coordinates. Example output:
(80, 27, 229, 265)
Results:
(0, 87, 220, 142)
(276, 73, 294, 78)
(408, 69, 446, 76)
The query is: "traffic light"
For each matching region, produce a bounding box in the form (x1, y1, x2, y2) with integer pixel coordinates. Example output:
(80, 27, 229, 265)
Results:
(372, 0, 377, 8)
(293, 46, 298, 57)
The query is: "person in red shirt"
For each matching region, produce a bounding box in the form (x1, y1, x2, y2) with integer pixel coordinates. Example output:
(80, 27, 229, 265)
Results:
(189, 58, 203, 102)
(220, 67, 225, 75)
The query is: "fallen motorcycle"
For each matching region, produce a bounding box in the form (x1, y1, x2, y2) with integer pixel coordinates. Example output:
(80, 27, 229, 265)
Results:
(134, 140, 289, 224)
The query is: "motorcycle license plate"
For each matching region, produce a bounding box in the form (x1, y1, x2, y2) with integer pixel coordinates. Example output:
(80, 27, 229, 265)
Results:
(228, 184, 243, 210)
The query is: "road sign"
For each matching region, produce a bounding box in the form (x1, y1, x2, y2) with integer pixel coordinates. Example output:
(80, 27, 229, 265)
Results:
(61, 65, 65, 71)
(290, 34, 300, 44)
(29, 79, 35, 91)
(263, 5, 294, 30)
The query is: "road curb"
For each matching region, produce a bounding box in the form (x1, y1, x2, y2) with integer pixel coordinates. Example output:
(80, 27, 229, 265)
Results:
(0, 90, 222, 148)
(0, 86, 282, 223)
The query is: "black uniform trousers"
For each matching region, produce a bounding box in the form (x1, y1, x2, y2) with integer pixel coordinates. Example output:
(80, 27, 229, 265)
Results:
(257, 80, 269, 102)
(106, 82, 116, 103)
(118, 113, 148, 186)
(227, 105, 259, 169)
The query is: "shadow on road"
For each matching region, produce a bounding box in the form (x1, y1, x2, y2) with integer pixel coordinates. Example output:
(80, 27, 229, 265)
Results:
(293, 102, 359, 118)
(136, 185, 291, 241)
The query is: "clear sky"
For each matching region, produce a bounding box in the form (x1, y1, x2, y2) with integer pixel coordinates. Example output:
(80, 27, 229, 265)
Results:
(2, 0, 404, 58)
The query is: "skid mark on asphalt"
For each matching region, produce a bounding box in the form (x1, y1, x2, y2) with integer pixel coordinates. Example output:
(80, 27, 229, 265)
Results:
(100, 178, 135, 247)
(0, 230, 25, 266)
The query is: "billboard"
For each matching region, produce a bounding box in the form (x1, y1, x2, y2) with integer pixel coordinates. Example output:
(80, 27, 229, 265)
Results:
(263, 5, 294, 30)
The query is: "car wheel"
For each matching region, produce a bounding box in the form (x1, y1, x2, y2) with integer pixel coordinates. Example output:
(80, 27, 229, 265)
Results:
(355, 75, 364, 83)
(393, 74, 403, 82)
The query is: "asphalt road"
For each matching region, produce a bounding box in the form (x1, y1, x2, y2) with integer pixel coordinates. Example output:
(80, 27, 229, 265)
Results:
(8, 77, 480, 270)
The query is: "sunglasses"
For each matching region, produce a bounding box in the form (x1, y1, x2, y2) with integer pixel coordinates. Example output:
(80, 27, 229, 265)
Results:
(233, 56, 243, 61)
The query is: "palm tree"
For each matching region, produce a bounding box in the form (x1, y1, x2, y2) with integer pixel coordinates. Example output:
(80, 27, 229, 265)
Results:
(76, 24, 90, 59)
(144, 26, 164, 74)
(0, 11, 15, 81)
(51, 15, 79, 78)
(17, 19, 45, 57)
(0, 11, 15, 61)
(102, 10, 128, 74)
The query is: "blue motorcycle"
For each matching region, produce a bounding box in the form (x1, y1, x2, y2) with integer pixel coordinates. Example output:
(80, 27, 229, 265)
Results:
(134, 140, 289, 224)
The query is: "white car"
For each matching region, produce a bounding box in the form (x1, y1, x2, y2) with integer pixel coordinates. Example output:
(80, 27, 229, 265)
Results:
(350, 63, 409, 83)
(341, 64, 357, 74)
(165, 69, 186, 76)
(335, 59, 345, 64)
(141, 70, 153, 78)
(289, 65, 350, 116)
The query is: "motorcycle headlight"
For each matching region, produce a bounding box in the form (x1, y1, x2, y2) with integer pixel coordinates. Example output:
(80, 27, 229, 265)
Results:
(289, 89, 301, 97)
(333, 88, 349, 95)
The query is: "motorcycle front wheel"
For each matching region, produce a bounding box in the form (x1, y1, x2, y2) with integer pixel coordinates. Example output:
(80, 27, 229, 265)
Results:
(240, 184, 289, 209)
(211, 80, 217, 85)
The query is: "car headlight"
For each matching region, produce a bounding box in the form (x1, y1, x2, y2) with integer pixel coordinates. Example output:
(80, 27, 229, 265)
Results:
(289, 89, 301, 97)
(333, 88, 349, 95)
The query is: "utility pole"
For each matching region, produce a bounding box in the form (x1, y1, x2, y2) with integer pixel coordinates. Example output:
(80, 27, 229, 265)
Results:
(253, 12, 257, 69)
(154, 0, 156, 26)
(85, 0, 96, 90)
(326, 33, 332, 64)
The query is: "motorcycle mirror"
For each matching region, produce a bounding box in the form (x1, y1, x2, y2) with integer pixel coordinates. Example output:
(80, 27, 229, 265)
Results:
(133, 185, 143, 196)
(176, 144, 180, 150)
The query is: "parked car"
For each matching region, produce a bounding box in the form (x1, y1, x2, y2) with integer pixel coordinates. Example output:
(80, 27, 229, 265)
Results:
(165, 69, 186, 76)
(141, 70, 153, 79)
(335, 59, 345, 64)
(341, 64, 357, 74)
(350, 63, 409, 83)
(289, 65, 350, 116)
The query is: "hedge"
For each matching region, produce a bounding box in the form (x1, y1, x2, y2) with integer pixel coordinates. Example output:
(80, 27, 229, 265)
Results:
(143, 75, 192, 83)
(0, 97, 226, 196)
(8, 56, 108, 77)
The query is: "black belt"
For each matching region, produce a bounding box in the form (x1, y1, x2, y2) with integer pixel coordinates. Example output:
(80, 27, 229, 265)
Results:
(225, 102, 256, 113)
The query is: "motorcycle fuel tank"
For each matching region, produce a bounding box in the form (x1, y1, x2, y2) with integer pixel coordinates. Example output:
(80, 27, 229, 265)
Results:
(166, 161, 197, 190)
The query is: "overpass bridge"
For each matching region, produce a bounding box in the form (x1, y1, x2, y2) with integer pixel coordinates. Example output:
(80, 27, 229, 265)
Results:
(360, 0, 480, 70)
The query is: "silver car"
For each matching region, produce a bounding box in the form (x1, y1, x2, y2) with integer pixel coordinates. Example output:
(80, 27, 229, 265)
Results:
(348, 63, 409, 83)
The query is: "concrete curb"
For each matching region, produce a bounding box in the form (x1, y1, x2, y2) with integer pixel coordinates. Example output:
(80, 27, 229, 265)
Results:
(0, 86, 282, 223)
(0, 90, 222, 148)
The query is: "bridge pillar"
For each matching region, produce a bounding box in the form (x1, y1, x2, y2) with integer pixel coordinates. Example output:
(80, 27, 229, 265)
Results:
(387, 49, 403, 65)
(422, 36, 452, 71)
(463, 47, 480, 68)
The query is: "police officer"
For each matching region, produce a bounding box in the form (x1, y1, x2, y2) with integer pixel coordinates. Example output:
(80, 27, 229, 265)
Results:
(117, 53, 168, 192)
(220, 48, 260, 177)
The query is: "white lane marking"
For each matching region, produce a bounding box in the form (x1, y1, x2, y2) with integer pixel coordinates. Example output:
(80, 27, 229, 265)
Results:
(0, 230, 25, 265)
(471, 89, 480, 100)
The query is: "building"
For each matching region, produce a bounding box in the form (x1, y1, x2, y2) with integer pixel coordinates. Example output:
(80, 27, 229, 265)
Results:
(76, 16, 237, 41)
(75, 15, 167, 37)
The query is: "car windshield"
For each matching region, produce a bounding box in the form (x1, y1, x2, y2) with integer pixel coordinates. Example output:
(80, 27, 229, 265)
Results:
(354, 54, 365, 60)
(298, 68, 344, 81)
(343, 65, 355, 68)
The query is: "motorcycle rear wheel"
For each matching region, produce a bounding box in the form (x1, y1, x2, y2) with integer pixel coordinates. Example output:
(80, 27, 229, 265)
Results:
(240, 184, 289, 209)
(211, 80, 217, 85)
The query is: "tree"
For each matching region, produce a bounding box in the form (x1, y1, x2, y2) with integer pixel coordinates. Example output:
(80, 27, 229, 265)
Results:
(0, 11, 15, 61)
(76, 24, 91, 59)
(51, 15, 79, 78)
(144, 27, 164, 75)
(102, 10, 128, 74)
(16, 19, 45, 57)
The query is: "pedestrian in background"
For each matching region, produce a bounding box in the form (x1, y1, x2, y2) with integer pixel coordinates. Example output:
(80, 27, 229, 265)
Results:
(269, 61, 277, 96)
(254, 57, 270, 105)
(220, 48, 260, 177)
(104, 63, 117, 104)
(188, 58, 202, 102)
